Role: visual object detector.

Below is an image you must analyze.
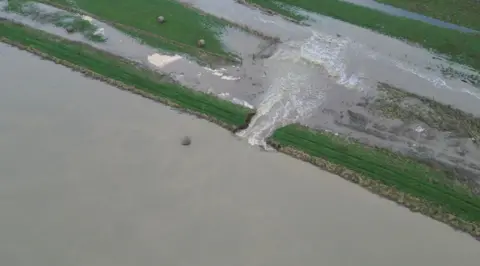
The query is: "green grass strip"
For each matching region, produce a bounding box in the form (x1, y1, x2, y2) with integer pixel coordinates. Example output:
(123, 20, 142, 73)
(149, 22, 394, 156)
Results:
(246, 0, 480, 72)
(0, 20, 254, 129)
(375, 0, 480, 31)
(269, 124, 480, 234)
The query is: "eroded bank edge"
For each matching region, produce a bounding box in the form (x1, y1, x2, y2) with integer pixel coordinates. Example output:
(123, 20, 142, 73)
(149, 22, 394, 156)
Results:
(267, 126, 480, 241)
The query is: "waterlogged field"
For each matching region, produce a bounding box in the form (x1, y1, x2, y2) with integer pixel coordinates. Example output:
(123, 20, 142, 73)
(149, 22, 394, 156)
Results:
(245, 0, 480, 71)
(0, 20, 253, 129)
(40, 0, 232, 56)
(376, 0, 480, 31)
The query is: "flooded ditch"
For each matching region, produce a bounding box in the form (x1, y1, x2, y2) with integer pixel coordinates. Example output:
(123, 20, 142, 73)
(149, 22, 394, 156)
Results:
(2, 0, 480, 189)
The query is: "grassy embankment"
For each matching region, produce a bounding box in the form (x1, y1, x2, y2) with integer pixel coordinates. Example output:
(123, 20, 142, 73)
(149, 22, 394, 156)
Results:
(0, 20, 254, 130)
(268, 124, 480, 239)
(375, 0, 480, 31)
(245, 0, 480, 72)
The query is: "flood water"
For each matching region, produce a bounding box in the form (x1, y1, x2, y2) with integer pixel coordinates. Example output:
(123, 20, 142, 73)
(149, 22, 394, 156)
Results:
(2, 0, 480, 183)
(2, 42, 480, 266)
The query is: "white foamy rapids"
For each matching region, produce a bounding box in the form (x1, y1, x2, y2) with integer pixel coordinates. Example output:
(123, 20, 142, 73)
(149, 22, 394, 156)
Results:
(238, 71, 326, 148)
(238, 31, 365, 148)
(301, 31, 367, 91)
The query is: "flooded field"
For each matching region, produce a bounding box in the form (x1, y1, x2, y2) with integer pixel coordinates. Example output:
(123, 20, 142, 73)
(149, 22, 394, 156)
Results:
(343, 0, 478, 33)
(2, 0, 480, 187)
(2, 42, 480, 266)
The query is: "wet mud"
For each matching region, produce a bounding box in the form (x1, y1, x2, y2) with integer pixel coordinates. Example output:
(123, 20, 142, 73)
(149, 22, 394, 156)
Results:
(2, 0, 480, 191)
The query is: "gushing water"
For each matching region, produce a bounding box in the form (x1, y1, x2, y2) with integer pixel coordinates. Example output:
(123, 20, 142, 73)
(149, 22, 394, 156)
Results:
(238, 31, 366, 147)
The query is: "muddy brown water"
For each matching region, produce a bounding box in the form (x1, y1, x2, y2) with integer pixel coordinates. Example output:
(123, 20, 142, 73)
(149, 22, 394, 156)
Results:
(1, 0, 480, 186)
(2, 42, 480, 266)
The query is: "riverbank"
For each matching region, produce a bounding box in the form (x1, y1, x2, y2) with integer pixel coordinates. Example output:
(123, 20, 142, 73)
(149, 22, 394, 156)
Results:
(244, 0, 480, 72)
(268, 124, 480, 239)
(375, 0, 480, 31)
(0, 20, 254, 131)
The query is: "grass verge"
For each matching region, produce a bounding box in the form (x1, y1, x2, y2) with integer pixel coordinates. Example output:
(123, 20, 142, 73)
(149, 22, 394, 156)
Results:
(0, 19, 255, 131)
(245, 0, 480, 72)
(375, 0, 480, 31)
(268, 124, 480, 239)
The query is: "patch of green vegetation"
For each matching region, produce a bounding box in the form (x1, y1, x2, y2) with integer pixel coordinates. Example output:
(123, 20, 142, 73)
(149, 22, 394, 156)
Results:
(39, 0, 233, 58)
(3, 0, 105, 42)
(375, 0, 480, 31)
(245, 0, 480, 71)
(0, 20, 254, 129)
(268, 124, 480, 236)
(370, 83, 480, 142)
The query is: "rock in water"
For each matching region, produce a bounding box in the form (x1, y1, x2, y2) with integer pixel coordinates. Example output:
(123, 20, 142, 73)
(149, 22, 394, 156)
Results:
(157, 16, 165, 24)
(197, 39, 205, 48)
(181, 136, 191, 146)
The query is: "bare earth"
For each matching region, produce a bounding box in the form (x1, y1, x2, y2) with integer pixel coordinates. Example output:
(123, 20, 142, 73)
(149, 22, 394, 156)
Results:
(1, 44, 480, 266)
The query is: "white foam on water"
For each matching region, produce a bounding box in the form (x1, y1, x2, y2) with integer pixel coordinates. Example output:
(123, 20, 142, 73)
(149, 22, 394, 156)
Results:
(147, 53, 183, 68)
(217, 92, 254, 109)
(203, 67, 241, 81)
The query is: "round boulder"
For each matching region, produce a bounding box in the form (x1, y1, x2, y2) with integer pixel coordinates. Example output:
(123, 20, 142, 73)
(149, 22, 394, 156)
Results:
(181, 136, 191, 146)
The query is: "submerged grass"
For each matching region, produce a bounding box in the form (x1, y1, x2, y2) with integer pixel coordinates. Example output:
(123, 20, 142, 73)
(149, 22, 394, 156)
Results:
(0, 20, 254, 130)
(268, 124, 480, 238)
(370, 83, 480, 142)
(3, 0, 105, 42)
(245, 0, 480, 71)
(375, 0, 480, 31)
